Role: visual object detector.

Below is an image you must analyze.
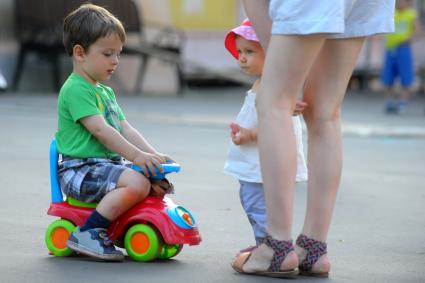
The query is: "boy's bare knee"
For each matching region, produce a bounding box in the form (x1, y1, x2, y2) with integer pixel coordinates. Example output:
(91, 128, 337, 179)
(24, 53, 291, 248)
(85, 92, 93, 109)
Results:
(118, 169, 150, 200)
(128, 177, 150, 200)
(129, 184, 149, 201)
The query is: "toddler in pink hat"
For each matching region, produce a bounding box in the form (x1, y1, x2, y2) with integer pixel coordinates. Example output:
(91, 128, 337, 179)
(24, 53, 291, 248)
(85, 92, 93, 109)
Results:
(224, 19, 260, 59)
(223, 19, 308, 258)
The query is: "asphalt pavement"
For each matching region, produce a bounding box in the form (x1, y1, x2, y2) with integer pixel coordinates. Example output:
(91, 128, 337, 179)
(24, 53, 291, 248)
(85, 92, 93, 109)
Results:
(0, 87, 424, 283)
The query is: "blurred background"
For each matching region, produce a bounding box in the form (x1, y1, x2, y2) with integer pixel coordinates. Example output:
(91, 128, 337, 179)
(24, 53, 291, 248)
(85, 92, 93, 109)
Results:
(0, 0, 424, 97)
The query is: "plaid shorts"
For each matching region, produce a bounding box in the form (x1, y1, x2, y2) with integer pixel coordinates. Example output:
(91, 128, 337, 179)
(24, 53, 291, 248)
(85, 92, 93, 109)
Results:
(58, 156, 129, 203)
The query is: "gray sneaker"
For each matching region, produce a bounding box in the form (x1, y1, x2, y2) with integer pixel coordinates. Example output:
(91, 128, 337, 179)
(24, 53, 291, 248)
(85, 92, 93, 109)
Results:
(67, 227, 124, 261)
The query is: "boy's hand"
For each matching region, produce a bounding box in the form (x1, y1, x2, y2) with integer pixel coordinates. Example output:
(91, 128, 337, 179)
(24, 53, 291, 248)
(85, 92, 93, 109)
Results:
(154, 152, 175, 163)
(230, 123, 254, 145)
(293, 100, 308, 116)
(133, 152, 164, 177)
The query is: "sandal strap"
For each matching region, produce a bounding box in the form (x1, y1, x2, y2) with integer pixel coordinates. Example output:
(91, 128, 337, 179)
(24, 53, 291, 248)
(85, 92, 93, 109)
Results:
(263, 235, 294, 272)
(296, 234, 327, 271)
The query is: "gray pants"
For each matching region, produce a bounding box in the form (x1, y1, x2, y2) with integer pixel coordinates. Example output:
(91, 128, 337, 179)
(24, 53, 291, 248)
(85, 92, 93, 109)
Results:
(239, 181, 267, 245)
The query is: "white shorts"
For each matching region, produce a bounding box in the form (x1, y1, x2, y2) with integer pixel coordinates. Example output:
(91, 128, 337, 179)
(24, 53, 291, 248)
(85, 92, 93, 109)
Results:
(270, 0, 395, 38)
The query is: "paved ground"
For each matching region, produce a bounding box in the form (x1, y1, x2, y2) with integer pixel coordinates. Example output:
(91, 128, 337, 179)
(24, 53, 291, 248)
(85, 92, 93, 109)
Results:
(0, 87, 424, 283)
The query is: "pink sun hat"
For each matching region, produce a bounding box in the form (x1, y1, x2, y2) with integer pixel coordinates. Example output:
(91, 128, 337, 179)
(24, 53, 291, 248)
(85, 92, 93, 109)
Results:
(224, 18, 259, 59)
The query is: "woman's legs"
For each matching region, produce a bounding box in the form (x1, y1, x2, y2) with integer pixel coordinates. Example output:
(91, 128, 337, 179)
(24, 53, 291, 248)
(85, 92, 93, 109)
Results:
(239, 35, 366, 273)
(299, 37, 365, 272)
(241, 34, 326, 272)
(258, 34, 326, 240)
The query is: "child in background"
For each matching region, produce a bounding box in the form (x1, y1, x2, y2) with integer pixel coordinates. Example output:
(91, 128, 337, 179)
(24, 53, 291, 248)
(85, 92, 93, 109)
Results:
(56, 4, 173, 261)
(382, 0, 421, 113)
(223, 19, 308, 250)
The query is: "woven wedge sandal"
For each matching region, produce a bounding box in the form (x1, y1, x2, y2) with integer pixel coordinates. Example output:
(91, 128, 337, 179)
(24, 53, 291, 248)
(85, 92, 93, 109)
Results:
(232, 234, 299, 279)
(296, 234, 329, 277)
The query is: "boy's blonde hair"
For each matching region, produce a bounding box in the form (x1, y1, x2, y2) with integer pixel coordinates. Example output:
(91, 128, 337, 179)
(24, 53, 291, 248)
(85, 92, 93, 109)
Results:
(63, 3, 126, 56)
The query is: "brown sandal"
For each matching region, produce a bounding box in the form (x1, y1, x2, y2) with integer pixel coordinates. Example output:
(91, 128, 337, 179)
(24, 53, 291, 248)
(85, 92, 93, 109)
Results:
(149, 178, 174, 197)
(296, 234, 329, 277)
(232, 235, 299, 279)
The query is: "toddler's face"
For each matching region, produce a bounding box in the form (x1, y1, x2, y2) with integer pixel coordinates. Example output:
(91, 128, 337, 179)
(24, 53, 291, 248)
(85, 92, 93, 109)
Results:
(235, 36, 265, 77)
(79, 33, 123, 84)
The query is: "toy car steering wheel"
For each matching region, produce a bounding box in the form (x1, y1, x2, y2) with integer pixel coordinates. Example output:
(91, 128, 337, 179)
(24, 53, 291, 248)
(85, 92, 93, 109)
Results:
(131, 162, 181, 180)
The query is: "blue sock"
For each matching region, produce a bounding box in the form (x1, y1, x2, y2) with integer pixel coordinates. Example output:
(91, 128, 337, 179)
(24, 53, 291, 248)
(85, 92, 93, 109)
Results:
(80, 210, 111, 231)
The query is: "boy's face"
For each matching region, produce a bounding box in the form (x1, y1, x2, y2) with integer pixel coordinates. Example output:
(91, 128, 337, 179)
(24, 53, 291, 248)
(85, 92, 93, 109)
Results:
(75, 33, 123, 84)
(235, 36, 265, 77)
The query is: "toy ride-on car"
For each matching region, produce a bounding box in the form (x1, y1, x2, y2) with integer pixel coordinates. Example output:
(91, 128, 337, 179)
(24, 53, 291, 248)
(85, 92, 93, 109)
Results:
(45, 140, 201, 261)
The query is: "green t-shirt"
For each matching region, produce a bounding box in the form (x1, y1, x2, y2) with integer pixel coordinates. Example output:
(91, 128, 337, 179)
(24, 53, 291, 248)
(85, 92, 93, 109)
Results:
(55, 73, 125, 159)
(385, 8, 417, 49)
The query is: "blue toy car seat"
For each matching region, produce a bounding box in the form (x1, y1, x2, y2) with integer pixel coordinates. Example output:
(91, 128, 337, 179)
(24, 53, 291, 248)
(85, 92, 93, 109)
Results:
(49, 139, 64, 203)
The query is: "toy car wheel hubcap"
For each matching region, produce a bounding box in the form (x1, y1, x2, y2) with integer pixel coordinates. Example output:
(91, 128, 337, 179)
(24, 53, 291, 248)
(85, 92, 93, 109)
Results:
(130, 232, 150, 254)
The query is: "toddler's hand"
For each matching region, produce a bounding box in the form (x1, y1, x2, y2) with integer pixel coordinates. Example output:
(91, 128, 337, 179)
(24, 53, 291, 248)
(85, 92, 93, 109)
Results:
(133, 152, 163, 177)
(293, 100, 308, 116)
(230, 123, 253, 145)
(230, 122, 240, 135)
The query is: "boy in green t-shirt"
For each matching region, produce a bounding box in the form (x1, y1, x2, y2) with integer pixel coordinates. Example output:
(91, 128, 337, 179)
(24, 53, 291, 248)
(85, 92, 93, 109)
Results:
(56, 4, 174, 261)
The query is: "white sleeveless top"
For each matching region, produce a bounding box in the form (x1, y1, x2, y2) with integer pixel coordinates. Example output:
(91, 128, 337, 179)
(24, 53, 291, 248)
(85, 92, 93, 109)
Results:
(224, 90, 308, 183)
